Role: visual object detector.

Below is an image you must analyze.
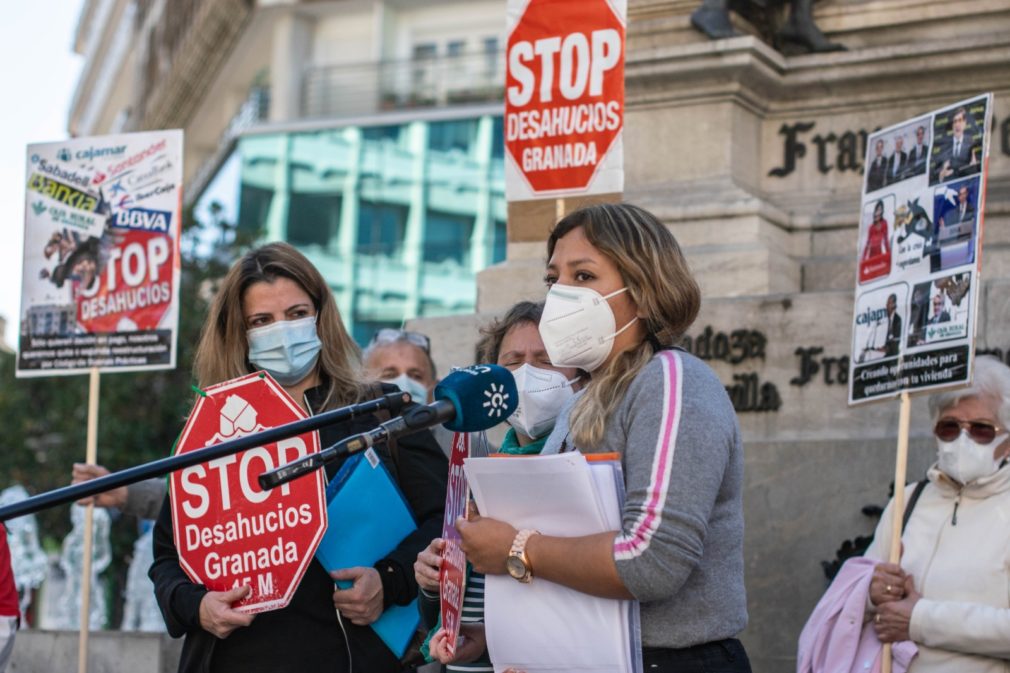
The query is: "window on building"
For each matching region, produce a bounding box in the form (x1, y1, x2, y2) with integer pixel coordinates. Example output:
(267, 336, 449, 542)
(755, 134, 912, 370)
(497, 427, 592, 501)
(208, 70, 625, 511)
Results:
(362, 125, 402, 143)
(411, 43, 438, 106)
(288, 192, 341, 248)
(483, 36, 500, 76)
(238, 184, 273, 234)
(413, 43, 437, 60)
(357, 201, 408, 257)
(428, 118, 479, 154)
(491, 116, 504, 160)
(492, 219, 507, 264)
(447, 40, 465, 58)
(425, 210, 474, 266)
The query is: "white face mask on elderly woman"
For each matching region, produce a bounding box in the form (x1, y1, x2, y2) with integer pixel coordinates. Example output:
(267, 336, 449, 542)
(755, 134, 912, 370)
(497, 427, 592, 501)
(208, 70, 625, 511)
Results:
(937, 431, 1008, 485)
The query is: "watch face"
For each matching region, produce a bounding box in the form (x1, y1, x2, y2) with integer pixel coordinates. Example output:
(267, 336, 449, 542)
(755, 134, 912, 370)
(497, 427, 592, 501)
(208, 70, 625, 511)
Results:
(506, 555, 527, 579)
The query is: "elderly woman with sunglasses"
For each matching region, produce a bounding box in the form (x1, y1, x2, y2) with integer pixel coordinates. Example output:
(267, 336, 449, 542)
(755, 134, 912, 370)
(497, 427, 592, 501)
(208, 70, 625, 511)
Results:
(862, 355, 1010, 673)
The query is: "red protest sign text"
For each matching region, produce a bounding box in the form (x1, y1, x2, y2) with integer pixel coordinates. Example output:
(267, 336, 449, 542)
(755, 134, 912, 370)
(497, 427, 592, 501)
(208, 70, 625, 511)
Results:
(505, 0, 625, 194)
(76, 228, 174, 332)
(440, 432, 470, 656)
(170, 373, 327, 613)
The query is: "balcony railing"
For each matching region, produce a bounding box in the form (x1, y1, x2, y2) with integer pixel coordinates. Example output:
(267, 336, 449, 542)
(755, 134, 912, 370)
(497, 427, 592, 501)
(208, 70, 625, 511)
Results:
(302, 50, 504, 120)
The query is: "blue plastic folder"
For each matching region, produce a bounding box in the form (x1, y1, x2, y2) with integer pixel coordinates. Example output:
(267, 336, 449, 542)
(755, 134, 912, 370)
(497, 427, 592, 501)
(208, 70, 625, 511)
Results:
(315, 449, 420, 658)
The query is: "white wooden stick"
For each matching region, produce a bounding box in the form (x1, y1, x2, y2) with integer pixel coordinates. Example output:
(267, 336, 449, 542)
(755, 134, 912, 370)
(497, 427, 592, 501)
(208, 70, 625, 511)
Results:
(882, 391, 912, 673)
(78, 368, 100, 673)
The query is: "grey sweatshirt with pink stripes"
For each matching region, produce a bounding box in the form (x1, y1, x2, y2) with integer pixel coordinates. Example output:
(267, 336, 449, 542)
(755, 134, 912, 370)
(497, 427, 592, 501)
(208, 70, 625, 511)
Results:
(542, 349, 748, 649)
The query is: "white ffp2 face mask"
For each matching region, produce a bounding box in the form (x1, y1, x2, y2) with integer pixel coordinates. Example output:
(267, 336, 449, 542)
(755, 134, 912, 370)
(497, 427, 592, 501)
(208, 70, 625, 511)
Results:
(505, 364, 577, 440)
(937, 432, 1008, 485)
(383, 373, 429, 404)
(246, 316, 322, 387)
(538, 283, 638, 372)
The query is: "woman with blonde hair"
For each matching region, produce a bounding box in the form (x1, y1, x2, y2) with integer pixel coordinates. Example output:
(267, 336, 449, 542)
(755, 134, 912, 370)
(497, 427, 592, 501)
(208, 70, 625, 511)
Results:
(457, 203, 750, 672)
(150, 242, 448, 673)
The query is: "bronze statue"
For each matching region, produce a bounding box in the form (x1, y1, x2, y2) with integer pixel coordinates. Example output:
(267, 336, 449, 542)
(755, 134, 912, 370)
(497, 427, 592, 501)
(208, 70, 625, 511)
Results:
(691, 0, 845, 53)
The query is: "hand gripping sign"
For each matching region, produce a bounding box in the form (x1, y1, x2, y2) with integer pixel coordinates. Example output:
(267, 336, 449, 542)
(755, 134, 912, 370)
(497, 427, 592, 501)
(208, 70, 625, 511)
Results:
(505, 0, 626, 199)
(170, 373, 327, 613)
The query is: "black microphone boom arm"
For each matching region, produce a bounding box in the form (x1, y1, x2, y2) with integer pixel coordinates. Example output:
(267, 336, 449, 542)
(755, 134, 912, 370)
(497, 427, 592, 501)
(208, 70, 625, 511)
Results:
(258, 399, 456, 491)
(0, 391, 410, 522)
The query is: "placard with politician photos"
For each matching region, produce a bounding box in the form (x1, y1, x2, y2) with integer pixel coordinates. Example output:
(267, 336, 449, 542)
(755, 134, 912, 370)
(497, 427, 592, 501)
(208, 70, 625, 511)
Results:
(849, 94, 991, 404)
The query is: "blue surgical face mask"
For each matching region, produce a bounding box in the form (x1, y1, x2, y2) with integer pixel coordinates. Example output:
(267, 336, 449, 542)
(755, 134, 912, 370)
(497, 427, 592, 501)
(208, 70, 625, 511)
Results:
(384, 373, 429, 404)
(247, 316, 322, 387)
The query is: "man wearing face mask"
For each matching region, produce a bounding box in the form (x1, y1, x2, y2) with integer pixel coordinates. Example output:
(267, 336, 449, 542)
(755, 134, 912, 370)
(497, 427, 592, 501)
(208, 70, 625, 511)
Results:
(363, 328, 454, 458)
(413, 301, 582, 669)
(364, 329, 437, 405)
(858, 355, 1010, 673)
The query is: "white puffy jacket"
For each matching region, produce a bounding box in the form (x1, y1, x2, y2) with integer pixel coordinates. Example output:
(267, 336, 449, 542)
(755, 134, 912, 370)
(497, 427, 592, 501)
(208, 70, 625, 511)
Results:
(864, 463, 1010, 673)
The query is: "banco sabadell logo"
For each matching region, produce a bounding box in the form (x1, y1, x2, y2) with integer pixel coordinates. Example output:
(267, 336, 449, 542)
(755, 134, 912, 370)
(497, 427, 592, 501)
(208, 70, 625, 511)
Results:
(482, 383, 510, 418)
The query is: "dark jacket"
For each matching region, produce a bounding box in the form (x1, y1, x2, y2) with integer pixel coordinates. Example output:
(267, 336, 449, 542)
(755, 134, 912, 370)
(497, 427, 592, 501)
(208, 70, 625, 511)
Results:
(150, 382, 448, 673)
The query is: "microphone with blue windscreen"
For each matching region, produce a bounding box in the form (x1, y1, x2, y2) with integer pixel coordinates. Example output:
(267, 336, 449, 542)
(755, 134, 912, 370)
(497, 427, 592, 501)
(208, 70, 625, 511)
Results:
(433, 364, 518, 431)
(259, 364, 518, 490)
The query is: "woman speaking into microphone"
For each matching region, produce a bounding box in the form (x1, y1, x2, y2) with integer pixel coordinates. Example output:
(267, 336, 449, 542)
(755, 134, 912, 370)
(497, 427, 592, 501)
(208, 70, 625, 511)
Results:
(149, 242, 447, 673)
(457, 203, 750, 672)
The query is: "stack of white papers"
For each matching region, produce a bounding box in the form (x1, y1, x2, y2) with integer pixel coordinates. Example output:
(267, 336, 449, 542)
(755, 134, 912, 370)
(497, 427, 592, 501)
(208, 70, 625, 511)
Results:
(464, 452, 641, 673)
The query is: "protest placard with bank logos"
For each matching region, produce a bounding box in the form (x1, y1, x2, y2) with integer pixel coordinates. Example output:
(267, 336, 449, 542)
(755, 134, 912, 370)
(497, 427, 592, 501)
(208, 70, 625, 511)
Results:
(848, 95, 992, 404)
(17, 130, 183, 377)
(504, 0, 625, 200)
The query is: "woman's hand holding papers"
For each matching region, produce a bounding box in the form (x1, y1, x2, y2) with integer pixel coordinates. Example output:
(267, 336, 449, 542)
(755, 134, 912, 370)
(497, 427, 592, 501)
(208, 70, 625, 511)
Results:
(331, 567, 384, 625)
(455, 515, 516, 575)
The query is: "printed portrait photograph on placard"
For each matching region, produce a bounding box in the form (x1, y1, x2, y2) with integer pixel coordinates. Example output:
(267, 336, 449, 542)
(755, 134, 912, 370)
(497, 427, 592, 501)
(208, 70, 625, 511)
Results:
(929, 96, 987, 185)
(857, 195, 895, 284)
(906, 272, 972, 348)
(863, 118, 930, 193)
(931, 176, 979, 271)
(851, 282, 909, 365)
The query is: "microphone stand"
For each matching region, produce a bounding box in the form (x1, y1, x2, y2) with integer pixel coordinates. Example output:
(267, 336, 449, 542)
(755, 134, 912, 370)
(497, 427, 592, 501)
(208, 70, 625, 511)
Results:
(0, 391, 410, 521)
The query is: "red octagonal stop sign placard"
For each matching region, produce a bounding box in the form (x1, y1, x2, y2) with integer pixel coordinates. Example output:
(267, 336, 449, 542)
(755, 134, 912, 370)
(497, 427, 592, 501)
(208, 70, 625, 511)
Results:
(169, 372, 327, 613)
(505, 0, 626, 199)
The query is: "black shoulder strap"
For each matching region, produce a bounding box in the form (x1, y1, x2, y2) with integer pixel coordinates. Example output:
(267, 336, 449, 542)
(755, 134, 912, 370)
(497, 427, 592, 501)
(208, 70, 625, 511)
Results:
(901, 480, 929, 533)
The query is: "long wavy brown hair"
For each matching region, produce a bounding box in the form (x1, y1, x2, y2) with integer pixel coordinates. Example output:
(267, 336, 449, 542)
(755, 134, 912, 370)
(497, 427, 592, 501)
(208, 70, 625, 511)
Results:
(546, 203, 701, 448)
(193, 242, 366, 410)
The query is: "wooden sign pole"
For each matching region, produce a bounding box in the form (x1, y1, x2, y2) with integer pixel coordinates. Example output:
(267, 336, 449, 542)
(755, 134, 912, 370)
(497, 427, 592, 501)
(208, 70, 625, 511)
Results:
(881, 390, 912, 673)
(78, 368, 101, 673)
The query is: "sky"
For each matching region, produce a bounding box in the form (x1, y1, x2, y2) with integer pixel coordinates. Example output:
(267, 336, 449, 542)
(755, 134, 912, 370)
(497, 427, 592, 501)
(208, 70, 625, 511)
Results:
(0, 2, 84, 346)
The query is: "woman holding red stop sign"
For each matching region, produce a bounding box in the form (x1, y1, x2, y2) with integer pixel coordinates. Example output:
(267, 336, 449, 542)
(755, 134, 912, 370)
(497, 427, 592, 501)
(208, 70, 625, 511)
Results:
(149, 242, 447, 673)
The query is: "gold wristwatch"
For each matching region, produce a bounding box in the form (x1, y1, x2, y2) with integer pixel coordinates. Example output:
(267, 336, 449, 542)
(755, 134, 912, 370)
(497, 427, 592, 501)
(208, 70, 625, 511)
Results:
(506, 529, 539, 583)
